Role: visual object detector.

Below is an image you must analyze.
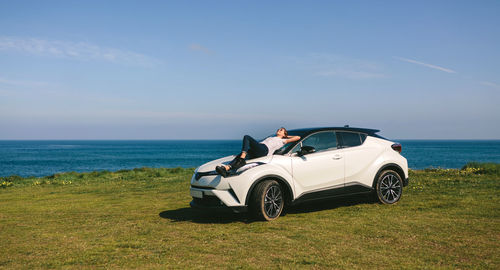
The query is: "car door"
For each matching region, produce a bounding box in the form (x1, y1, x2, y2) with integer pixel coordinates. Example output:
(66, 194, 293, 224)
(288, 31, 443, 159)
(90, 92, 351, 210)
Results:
(291, 131, 345, 193)
(337, 131, 380, 185)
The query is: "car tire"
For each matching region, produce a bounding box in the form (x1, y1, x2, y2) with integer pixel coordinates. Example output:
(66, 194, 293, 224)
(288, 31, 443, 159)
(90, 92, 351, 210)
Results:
(375, 170, 403, 204)
(250, 180, 284, 221)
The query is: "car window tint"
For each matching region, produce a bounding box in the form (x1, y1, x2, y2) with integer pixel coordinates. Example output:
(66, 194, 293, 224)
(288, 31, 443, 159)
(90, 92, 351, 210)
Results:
(338, 132, 362, 147)
(301, 131, 337, 152)
(275, 142, 293, 155)
(360, 133, 367, 143)
(290, 143, 302, 154)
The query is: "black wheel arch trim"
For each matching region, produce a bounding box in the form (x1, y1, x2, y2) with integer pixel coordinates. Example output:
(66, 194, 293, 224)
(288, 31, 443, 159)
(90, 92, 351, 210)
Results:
(244, 174, 294, 206)
(372, 163, 406, 188)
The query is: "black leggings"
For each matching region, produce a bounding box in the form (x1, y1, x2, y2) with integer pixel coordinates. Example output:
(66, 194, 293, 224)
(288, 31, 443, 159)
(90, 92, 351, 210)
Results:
(241, 135, 268, 159)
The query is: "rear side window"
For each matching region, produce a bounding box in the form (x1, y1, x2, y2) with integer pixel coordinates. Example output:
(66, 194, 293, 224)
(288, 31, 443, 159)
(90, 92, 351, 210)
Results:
(360, 133, 367, 142)
(337, 132, 363, 148)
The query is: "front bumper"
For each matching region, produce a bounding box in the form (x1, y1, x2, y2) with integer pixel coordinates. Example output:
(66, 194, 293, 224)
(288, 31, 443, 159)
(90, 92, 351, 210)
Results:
(189, 199, 247, 213)
(189, 186, 247, 212)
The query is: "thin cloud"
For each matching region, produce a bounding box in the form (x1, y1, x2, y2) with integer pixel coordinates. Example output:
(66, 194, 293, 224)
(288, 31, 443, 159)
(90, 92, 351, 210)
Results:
(1, 109, 277, 124)
(479, 81, 500, 88)
(317, 70, 385, 79)
(91, 109, 275, 122)
(394, 57, 456, 73)
(304, 53, 387, 80)
(0, 37, 160, 67)
(189, 43, 214, 55)
(0, 77, 50, 87)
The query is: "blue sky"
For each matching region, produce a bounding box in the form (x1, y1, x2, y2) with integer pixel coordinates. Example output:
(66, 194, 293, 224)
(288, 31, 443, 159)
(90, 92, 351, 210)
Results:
(0, 0, 499, 139)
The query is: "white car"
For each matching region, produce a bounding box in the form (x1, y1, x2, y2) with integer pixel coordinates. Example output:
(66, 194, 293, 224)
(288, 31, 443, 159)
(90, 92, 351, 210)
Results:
(190, 127, 409, 221)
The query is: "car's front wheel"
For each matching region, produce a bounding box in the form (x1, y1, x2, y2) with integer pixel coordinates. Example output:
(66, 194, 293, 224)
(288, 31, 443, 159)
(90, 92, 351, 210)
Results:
(250, 180, 284, 221)
(375, 170, 403, 204)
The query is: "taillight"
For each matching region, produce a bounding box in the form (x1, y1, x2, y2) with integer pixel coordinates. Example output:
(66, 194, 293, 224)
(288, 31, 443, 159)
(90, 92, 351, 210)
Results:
(391, 143, 402, 153)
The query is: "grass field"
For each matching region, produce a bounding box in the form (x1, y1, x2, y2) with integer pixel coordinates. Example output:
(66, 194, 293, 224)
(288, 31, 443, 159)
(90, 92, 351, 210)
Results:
(1, 164, 499, 269)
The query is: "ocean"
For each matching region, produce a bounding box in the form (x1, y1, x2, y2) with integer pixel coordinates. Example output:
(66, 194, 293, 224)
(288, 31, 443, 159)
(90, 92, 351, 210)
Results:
(0, 140, 499, 178)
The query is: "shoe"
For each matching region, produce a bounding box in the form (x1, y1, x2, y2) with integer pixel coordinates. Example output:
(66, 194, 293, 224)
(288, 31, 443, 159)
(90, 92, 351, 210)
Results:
(230, 156, 246, 171)
(215, 165, 228, 177)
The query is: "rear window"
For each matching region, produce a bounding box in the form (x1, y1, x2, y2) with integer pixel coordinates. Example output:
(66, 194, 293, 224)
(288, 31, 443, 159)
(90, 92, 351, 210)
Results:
(337, 132, 363, 148)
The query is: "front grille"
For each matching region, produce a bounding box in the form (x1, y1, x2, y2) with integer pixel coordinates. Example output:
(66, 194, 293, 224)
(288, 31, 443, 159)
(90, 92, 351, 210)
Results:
(193, 196, 224, 207)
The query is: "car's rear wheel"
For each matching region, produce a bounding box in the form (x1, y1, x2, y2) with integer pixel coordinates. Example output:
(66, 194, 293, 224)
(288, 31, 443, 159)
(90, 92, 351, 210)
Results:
(251, 180, 284, 221)
(375, 170, 402, 204)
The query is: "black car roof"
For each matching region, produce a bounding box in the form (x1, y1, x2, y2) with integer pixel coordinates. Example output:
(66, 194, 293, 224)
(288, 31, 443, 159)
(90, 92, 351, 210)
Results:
(287, 127, 381, 138)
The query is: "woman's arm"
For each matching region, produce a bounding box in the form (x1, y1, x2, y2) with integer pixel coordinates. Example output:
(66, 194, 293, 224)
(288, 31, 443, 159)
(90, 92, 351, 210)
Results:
(284, 136, 301, 144)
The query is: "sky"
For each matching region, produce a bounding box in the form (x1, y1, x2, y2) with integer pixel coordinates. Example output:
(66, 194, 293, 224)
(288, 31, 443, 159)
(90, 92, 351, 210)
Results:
(0, 0, 499, 140)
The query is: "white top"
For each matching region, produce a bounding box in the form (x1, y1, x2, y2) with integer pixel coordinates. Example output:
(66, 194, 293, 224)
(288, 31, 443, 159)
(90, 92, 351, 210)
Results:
(261, 137, 287, 156)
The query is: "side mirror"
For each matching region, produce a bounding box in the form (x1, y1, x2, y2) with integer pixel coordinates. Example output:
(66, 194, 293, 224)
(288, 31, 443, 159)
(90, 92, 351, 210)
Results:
(297, 145, 316, 156)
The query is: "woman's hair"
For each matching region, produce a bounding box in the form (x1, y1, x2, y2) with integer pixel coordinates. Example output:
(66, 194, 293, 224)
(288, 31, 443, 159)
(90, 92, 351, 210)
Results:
(279, 127, 288, 138)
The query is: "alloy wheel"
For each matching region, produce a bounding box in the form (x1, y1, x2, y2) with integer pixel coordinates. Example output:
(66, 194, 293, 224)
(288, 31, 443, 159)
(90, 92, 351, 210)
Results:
(264, 185, 283, 218)
(379, 173, 402, 203)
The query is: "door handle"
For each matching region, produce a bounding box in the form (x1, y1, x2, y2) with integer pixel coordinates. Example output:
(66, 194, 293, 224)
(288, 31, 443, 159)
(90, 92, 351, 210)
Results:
(332, 154, 342, 160)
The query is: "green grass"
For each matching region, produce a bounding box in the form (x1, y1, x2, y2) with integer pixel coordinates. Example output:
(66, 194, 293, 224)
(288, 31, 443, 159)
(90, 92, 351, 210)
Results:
(1, 164, 499, 269)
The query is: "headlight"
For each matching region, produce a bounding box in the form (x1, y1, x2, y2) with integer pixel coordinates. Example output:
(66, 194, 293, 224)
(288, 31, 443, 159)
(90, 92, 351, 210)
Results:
(235, 162, 265, 174)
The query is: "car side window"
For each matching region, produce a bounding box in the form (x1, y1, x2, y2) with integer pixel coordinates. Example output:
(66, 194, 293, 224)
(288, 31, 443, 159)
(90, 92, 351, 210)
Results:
(337, 132, 362, 148)
(301, 131, 338, 152)
(360, 133, 367, 143)
(289, 143, 301, 155)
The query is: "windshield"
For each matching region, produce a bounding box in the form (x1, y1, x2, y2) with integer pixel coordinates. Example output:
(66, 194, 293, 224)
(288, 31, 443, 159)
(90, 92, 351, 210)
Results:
(272, 130, 304, 155)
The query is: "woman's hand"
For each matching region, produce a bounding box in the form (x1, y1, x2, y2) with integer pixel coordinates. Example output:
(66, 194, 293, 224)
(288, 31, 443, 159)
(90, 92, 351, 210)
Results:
(284, 136, 301, 144)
